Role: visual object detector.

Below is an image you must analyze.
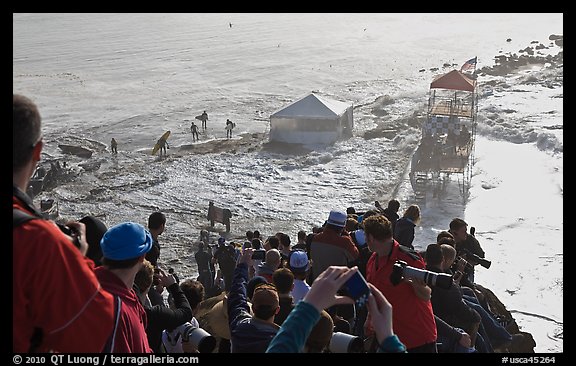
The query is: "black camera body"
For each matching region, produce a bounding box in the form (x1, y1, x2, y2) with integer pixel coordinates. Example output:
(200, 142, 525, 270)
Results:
(391, 260, 453, 290)
(56, 223, 81, 249)
(251, 249, 266, 260)
(451, 257, 474, 275)
(461, 249, 491, 269)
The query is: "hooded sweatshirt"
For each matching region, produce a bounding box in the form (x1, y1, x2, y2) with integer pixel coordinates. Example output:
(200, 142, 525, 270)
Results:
(95, 267, 152, 353)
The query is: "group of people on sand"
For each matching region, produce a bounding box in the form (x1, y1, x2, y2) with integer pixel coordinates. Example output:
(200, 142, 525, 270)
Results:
(14, 93, 524, 354)
(109, 110, 237, 155)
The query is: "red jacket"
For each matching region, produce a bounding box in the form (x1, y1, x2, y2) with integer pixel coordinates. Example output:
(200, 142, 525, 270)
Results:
(366, 240, 437, 349)
(13, 195, 115, 353)
(95, 267, 152, 353)
(310, 228, 359, 282)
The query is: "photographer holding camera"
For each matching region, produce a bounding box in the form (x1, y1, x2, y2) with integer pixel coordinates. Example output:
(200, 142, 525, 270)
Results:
(267, 266, 406, 353)
(13, 94, 115, 353)
(425, 244, 482, 350)
(362, 214, 438, 352)
(449, 218, 486, 283)
(133, 261, 193, 353)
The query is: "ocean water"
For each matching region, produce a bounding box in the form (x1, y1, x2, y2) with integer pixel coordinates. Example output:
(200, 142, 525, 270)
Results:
(13, 13, 562, 352)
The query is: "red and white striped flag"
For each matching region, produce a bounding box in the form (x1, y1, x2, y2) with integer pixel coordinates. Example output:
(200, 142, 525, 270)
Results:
(460, 57, 477, 72)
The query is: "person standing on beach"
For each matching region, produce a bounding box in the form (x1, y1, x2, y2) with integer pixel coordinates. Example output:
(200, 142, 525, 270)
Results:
(195, 242, 214, 291)
(190, 122, 199, 142)
(157, 137, 169, 157)
(200, 111, 208, 129)
(13, 94, 115, 353)
(111, 138, 118, 154)
(226, 119, 234, 138)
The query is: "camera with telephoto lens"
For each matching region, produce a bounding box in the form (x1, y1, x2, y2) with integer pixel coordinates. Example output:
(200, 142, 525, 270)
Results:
(328, 332, 364, 353)
(179, 323, 216, 353)
(390, 260, 453, 289)
(461, 249, 491, 269)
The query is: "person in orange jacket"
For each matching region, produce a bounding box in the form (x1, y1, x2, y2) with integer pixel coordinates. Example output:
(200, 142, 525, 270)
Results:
(13, 94, 115, 353)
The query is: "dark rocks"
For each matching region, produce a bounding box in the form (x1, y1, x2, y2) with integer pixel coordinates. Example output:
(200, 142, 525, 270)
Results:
(475, 284, 537, 353)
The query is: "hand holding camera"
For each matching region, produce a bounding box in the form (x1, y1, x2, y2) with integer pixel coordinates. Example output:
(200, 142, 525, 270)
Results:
(366, 283, 394, 346)
(238, 247, 254, 266)
(57, 221, 88, 255)
(153, 267, 176, 288)
(302, 266, 356, 313)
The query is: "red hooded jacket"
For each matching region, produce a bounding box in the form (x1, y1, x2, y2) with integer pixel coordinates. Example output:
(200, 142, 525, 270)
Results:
(13, 194, 115, 353)
(95, 267, 152, 353)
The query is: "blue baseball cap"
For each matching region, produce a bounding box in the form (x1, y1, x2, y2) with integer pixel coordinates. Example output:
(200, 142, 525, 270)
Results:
(100, 222, 153, 261)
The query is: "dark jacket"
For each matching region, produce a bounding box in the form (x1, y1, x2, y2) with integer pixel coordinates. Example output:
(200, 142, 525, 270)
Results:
(145, 239, 160, 267)
(382, 208, 400, 232)
(457, 233, 485, 259)
(136, 283, 193, 353)
(435, 315, 465, 353)
(195, 250, 212, 273)
(227, 263, 279, 353)
(274, 295, 295, 326)
(393, 217, 416, 249)
(426, 265, 480, 328)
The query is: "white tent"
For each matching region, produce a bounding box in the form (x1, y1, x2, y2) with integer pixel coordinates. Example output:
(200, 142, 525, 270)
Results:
(269, 93, 353, 144)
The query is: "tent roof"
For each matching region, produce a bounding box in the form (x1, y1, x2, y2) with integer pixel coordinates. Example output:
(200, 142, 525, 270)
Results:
(271, 93, 351, 119)
(430, 70, 476, 92)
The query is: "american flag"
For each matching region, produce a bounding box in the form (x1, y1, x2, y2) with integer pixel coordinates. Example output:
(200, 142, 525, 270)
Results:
(460, 57, 477, 72)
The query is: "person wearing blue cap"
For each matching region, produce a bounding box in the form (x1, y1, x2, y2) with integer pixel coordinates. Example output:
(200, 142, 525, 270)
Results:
(94, 222, 154, 353)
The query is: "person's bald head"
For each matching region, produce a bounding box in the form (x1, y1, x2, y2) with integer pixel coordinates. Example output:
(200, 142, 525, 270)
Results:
(265, 249, 281, 269)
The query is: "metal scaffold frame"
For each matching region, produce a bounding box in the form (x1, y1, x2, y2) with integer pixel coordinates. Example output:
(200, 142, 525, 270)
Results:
(410, 69, 478, 203)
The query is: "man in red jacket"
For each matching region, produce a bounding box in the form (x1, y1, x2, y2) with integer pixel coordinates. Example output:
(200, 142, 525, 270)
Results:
(96, 222, 154, 353)
(363, 214, 438, 352)
(13, 94, 115, 353)
(309, 210, 359, 283)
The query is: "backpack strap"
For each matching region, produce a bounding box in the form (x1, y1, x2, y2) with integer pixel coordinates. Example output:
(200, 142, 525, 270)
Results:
(13, 208, 39, 228)
(102, 295, 122, 353)
(397, 245, 422, 261)
(14, 208, 44, 351)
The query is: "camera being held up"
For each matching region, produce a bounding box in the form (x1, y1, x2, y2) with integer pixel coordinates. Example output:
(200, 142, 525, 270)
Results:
(390, 260, 453, 290)
(56, 223, 81, 249)
(163, 322, 216, 353)
(328, 332, 364, 353)
(460, 248, 491, 269)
